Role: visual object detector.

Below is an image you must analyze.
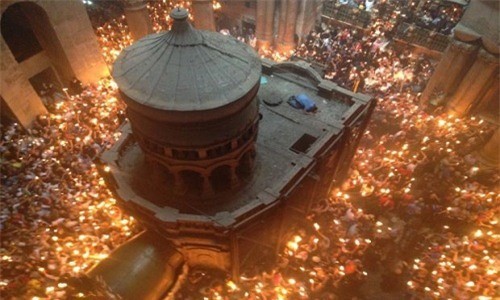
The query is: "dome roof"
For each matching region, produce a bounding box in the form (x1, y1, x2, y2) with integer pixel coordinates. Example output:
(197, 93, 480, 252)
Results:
(112, 8, 261, 111)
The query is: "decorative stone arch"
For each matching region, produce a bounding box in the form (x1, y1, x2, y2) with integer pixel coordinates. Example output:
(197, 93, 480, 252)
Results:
(177, 169, 205, 197)
(209, 164, 239, 192)
(0, 0, 108, 127)
(1, 2, 74, 81)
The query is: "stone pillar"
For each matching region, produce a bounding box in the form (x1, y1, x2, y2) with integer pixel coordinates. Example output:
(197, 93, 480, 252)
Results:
(276, 0, 299, 53)
(255, 0, 267, 48)
(478, 128, 500, 168)
(276, 0, 288, 45)
(23, 0, 110, 84)
(295, 0, 314, 45)
(448, 49, 498, 116)
(202, 176, 215, 197)
(229, 166, 239, 188)
(256, 0, 276, 49)
(246, 148, 256, 172)
(473, 74, 499, 113)
(0, 37, 48, 128)
(264, 0, 276, 48)
(173, 172, 186, 194)
(123, 0, 153, 41)
(191, 0, 216, 31)
(421, 40, 477, 105)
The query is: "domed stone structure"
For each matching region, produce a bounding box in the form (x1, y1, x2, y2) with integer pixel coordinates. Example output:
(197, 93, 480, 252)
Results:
(113, 7, 261, 198)
(97, 8, 374, 295)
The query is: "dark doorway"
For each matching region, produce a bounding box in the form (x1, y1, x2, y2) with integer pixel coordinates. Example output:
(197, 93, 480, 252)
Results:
(29, 67, 62, 97)
(1, 2, 75, 84)
(1, 3, 43, 62)
(0, 96, 20, 127)
(28, 68, 66, 111)
(180, 170, 204, 197)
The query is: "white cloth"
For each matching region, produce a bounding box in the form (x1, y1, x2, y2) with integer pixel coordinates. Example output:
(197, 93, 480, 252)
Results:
(365, 0, 375, 11)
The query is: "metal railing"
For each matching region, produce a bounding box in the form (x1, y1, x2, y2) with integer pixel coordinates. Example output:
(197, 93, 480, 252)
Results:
(321, 2, 450, 53)
(322, 1, 371, 29)
(394, 22, 450, 52)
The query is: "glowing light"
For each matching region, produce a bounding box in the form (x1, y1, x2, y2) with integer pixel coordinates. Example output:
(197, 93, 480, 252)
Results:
(226, 280, 238, 291)
(57, 282, 68, 289)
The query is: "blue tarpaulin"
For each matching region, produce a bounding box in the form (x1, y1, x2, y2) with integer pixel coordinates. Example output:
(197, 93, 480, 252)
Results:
(296, 94, 316, 112)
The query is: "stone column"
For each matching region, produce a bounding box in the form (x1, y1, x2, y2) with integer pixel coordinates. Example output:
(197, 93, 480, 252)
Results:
(478, 128, 500, 169)
(123, 0, 153, 41)
(256, 0, 276, 49)
(264, 0, 276, 48)
(0, 37, 48, 128)
(36, 0, 110, 84)
(202, 176, 215, 197)
(421, 40, 477, 105)
(448, 49, 498, 116)
(191, 0, 216, 31)
(295, 0, 313, 45)
(173, 172, 186, 194)
(276, 0, 288, 45)
(255, 0, 267, 48)
(229, 166, 239, 189)
(473, 74, 499, 114)
(276, 0, 299, 53)
(247, 148, 256, 172)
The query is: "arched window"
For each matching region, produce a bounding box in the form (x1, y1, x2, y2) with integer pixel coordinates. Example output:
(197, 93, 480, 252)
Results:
(210, 165, 232, 192)
(179, 170, 204, 197)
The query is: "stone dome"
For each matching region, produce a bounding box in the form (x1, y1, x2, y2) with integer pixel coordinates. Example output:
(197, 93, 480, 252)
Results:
(112, 7, 261, 112)
(111, 8, 262, 199)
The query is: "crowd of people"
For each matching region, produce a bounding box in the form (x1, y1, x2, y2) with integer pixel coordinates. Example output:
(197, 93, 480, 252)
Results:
(175, 3, 497, 300)
(1, 0, 497, 299)
(93, 0, 200, 65)
(294, 19, 431, 94)
(410, 0, 466, 35)
(333, 0, 468, 35)
(0, 79, 139, 298)
(174, 47, 497, 300)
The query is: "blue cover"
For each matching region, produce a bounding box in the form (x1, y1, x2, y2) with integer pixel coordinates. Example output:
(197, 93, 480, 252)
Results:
(296, 94, 316, 112)
(287, 96, 303, 109)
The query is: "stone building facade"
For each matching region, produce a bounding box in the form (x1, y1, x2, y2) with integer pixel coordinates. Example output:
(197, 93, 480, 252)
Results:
(0, 0, 108, 127)
(421, 0, 498, 117)
(421, 0, 499, 167)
